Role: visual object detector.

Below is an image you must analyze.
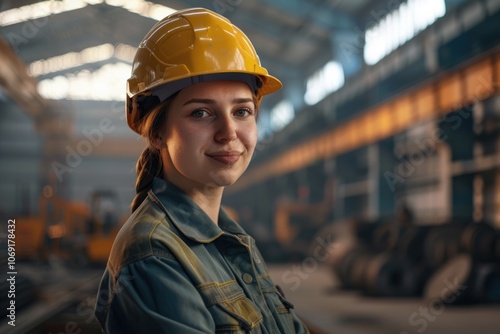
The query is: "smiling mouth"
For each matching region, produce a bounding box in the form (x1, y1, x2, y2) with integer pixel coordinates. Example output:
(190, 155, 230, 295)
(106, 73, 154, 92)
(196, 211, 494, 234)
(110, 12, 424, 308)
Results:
(206, 153, 241, 165)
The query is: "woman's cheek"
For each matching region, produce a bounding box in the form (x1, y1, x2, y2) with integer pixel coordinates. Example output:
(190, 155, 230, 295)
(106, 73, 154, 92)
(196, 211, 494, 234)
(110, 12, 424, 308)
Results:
(243, 123, 258, 149)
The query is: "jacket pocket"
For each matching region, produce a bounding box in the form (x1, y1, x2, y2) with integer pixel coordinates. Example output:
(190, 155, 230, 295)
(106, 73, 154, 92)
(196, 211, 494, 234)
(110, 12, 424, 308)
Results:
(197, 280, 263, 333)
(258, 275, 297, 334)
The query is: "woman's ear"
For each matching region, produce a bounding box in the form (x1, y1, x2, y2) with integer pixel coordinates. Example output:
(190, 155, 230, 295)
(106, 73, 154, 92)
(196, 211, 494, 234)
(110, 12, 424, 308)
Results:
(151, 134, 166, 150)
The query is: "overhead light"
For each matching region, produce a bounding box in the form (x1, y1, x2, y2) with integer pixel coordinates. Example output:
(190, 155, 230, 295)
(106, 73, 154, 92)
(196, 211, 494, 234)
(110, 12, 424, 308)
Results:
(37, 62, 132, 101)
(114, 44, 137, 62)
(105, 0, 176, 20)
(0, 0, 176, 27)
(0, 0, 90, 26)
(304, 61, 344, 106)
(270, 100, 295, 131)
(364, 0, 446, 65)
(28, 43, 137, 76)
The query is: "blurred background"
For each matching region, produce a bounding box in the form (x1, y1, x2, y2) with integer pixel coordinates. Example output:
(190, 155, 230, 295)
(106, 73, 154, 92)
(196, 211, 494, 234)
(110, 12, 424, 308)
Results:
(1, 0, 500, 333)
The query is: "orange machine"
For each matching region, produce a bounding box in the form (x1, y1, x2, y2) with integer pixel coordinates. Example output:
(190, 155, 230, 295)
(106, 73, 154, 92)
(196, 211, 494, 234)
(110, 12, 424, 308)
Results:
(274, 178, 334, 256)
(85, 190, 125, 263)
(15, 189, 125, 264)
(16, 195, 88, 261)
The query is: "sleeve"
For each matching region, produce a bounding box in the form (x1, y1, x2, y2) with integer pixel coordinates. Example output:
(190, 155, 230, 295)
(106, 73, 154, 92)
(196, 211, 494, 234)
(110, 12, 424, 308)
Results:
(102, 256, 215, 334)
(294, 313, 311, 334)
(275, 284, 310, 334)
(282, 292, 310, 334)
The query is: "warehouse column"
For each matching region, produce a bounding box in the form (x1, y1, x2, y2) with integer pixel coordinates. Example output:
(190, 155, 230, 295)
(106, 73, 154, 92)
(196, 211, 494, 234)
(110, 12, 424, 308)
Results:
(368, 138, 396, 220)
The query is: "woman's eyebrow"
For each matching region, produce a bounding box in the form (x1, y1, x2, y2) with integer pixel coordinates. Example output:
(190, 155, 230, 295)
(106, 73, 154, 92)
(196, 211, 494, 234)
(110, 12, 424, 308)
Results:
(232, 98, 254, 104)
(183, 97, 254, 106)
(183, 98, 215, 106)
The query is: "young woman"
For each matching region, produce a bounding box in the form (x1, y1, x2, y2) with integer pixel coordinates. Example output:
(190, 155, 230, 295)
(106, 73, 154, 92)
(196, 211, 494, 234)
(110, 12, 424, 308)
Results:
(94, 7, 309, 334)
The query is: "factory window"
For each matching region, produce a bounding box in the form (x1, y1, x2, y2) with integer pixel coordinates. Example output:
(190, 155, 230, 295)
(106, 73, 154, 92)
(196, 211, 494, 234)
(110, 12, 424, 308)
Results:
(304, 61, 344, 106)
(0, 0, 175, 27)
(31, 43, 136, 101)
(364, 0, 446, 65)
(270, 100, 295, 131)
(37, 63, 131, 101)
(29, 44, 116, 77)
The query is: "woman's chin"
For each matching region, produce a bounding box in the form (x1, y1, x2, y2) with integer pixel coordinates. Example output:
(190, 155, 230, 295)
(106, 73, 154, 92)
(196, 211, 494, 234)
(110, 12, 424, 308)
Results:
(203, 171, 241, 188)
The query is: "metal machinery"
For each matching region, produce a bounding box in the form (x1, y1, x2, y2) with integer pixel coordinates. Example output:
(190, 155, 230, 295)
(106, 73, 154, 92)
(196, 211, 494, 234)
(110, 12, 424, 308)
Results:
(86, 190, 124, 263)
(15, 189, 125, 264)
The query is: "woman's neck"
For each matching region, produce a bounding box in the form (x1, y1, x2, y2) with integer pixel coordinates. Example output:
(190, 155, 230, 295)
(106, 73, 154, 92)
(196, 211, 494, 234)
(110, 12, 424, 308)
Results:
(189, 187, 223, 224)
(163, 173, 223, 224)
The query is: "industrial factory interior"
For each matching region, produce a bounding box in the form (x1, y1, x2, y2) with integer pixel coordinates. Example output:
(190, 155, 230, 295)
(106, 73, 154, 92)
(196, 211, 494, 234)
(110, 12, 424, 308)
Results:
(1, 0, 500, 333)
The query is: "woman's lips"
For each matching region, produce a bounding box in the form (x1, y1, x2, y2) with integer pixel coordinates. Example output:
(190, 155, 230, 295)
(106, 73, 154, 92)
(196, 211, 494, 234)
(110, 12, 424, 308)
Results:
(206, 152, 241, 165)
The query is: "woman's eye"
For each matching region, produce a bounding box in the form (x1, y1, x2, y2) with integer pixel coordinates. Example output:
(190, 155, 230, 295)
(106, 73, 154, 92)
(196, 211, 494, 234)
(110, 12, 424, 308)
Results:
(191, 109, 208, 118)
(235, 108, 252, 117)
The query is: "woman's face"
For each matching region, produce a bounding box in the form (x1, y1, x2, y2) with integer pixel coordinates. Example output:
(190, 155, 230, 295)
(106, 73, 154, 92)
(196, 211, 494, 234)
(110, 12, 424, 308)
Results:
(159, 80, 258, 192)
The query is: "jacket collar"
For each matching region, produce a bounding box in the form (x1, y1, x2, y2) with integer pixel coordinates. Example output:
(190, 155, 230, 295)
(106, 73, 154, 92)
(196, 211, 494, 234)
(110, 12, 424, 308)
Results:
(149, 177, 246, 243)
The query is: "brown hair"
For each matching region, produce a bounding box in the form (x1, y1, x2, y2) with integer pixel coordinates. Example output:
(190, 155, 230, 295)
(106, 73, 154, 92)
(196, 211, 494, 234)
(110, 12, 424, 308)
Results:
(130, 94, 177, 212)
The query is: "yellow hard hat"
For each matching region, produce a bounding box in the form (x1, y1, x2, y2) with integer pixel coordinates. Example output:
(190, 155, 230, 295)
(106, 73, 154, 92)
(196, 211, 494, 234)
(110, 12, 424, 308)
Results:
(126, 7, 282, 134)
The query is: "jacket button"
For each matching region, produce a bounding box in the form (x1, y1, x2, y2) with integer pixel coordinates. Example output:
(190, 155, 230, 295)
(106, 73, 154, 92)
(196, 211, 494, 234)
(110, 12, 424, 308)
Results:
(242, 273, 253, 284)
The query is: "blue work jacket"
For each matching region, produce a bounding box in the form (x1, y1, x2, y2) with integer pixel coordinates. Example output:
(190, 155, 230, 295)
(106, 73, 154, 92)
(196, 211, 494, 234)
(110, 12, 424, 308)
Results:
(95, 178, 309, 333)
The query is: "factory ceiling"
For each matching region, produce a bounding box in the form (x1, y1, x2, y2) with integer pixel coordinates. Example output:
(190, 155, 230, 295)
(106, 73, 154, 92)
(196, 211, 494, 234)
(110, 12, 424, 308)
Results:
(0, 0, 470, 116)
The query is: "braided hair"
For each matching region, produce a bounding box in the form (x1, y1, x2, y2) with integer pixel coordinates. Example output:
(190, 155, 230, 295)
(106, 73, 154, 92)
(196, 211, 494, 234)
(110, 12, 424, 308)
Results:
(130, 94, 177, 212)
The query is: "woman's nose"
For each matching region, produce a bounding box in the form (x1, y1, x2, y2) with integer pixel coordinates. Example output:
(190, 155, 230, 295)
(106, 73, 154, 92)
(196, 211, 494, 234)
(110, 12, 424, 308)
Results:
(214, 115, 237, 143)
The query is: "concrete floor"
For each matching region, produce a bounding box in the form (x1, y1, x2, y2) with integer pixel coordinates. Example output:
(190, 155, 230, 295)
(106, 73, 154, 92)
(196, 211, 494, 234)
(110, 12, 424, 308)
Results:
(5, 262, 499, 333)
(268, 264, 500, 334)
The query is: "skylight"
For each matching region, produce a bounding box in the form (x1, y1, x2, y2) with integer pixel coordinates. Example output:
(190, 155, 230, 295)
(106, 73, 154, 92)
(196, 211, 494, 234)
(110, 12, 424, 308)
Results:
(364, 0, 446, 65)
(37, 62, 131, 101)
(304, 61, 344, 106)
(0, 0, 176, 27)
(29, 43, 137, 101)
(270, 100, 295, 131)
(28, 43, 137, 76)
